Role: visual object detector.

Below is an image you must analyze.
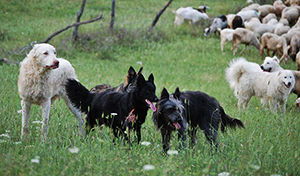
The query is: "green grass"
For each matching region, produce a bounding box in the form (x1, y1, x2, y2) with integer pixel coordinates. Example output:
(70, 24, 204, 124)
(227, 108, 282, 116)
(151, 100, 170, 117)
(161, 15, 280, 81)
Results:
(0, 0, 299, 175)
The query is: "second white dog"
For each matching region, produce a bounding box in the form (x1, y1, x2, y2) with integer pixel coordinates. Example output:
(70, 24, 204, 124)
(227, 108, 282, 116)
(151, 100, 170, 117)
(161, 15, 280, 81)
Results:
(226, 57, 295, 113)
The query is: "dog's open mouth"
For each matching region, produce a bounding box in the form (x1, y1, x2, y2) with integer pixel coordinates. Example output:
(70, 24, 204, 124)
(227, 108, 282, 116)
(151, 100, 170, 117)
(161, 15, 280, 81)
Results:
(173, 122, 181, 130)
(262, 68, 271, 72)
(145, 99, 156, 112)
(46, 61, 59, 69)
(284, 82, 292, 88)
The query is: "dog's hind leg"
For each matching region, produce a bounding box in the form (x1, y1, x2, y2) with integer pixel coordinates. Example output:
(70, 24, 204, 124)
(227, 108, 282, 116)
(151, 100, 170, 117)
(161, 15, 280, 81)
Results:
(21, 100, 31, 138)
(204, 126, 219, 149)
(41, 99, 51, 140)
(63, 98, 84, 135)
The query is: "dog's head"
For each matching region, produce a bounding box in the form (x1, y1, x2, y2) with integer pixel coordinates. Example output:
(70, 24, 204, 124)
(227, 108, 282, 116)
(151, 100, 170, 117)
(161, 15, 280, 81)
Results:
(153, 87, 184, 130)
(123, 66, 143, 93)
(260, 56, 281, 72)
(135, 73, 158, 112)
(28, 43, 59, 70)
(278, 70, 295, 90)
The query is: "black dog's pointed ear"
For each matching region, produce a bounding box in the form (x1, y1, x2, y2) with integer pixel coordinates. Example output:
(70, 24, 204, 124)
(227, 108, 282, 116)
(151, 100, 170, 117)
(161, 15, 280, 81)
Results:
(148, 73, 154, 83)
(137, 73, 146, 86)
(161, 87, 169, 99)
(137, 67, 143, 75)
(128, 66, 136, 78)
(173, 87, 181, 99)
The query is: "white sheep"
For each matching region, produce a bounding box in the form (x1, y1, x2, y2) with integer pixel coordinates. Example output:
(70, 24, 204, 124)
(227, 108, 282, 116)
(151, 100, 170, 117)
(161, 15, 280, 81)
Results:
(231, 28, 261, 56)
(274, 22, 290, 36)
(219, 28, 235, 51)
(273, 0, 287, 17)
(173, 7, 208, 26)
(260, 32, 290, 63)
(296, 51, 300, 71)
(290, 34, 300, 61)
(262, 13, 277, 24)
(237, 10, 260, 22)
(204, 15, 228, 37)
(244, 20, 276, 38)
(281, 28, 300, 45)
(280, 6, 300, 26)
(258, 4, 276, 18)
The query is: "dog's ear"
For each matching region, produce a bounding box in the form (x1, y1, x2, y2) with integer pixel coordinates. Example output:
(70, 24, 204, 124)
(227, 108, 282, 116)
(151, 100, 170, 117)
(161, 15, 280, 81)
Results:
(148, 73, 154, 83)
(137, 67, 143, 75)
(161, 87, 169, 99)
(173, 87, 181, 99)
(137, 73, 146, 86)
(29, 44, 41, 59)
(277, 71, 281, 77)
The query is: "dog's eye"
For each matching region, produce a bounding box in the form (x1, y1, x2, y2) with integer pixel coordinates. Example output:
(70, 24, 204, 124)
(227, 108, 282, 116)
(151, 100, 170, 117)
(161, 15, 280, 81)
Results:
(54, 51, 57, 55)
(43, 52, 49, 55)
(284, 76, 287, 78)
(267, 62, 269, 64)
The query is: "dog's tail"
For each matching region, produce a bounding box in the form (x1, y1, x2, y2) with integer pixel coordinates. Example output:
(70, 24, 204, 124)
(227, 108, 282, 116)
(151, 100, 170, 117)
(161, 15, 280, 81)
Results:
(65, 79, 95, 114)
(219, 106, 245, 133)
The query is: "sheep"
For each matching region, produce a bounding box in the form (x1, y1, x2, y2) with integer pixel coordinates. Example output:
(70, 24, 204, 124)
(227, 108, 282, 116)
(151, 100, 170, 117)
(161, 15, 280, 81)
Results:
(231, 15, 244, 29)
(262, 13, 277, 24)
(290, 34, 300, 61)
(260, 32, 290, 63)
(274, 23, 290, 36)
(237, 10, 260, 22)
(281, 28, 300, 45)
(296, 51, 300, 71)
(273, 0, 287, 17)
(241, 3, 260, 11)
(173, 7, 208, 26)
(292, 17, 300, 28)
(219, 28, 235, 51)
(244, 20, 276, 38)
(285, 0, 300, 6)
(258, 5, 276, 18)
(204, 15, 228, 37)
(231, 28, 261, 56)
(280, 6, 300, 26)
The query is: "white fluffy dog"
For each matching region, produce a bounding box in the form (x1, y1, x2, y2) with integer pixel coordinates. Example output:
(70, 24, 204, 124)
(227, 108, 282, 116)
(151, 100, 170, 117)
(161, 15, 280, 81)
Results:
(18, 43, 84, 139)
(173, 7, 208, 26)
(260, 56, 283, 72)
(226, 58, 295, 113)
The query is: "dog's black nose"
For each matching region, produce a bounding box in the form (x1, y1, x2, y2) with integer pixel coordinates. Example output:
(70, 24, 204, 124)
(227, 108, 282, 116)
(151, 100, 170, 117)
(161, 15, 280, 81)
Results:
(260, 65, 263, 69)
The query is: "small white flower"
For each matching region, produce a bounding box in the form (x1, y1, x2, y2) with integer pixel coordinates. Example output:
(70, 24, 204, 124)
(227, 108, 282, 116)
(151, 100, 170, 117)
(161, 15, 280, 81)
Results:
(0, 133, 10, 138)
(111, 113, 117, 116)
(218, 172, 230, 176)
(167, 150, 178, 155)
(68, 147, 79, 154)
(17, 110, 22, 114)
(14, 141, 22, 145)
(31, 159, 40, 163)
(0, 139, 7, 143)
(32, 120, 43, 124)
(143, 164, 155, 171)
(137, 61, 142, 65)
(141, 141, 151, 146)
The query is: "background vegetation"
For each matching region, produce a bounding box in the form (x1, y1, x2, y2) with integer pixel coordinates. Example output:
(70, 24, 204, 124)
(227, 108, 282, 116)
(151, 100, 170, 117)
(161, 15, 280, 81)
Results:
(0, 0, 299, 175)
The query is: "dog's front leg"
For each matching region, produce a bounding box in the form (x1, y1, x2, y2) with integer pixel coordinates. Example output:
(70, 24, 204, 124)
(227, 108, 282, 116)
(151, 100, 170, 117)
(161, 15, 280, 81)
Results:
(41, 99, 51, 140)
(21, 100, 31, 138)
(161, 128, 171, 152)
(177, 125, 186, 150)
(136, 123, 141, 144)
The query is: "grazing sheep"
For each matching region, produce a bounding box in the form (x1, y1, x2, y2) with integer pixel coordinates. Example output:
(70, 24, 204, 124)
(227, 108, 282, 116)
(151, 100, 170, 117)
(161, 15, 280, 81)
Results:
(290, 35, 300, 61)
(219, 28, 235, 51)
(173, 7, 208, 26)
(281, 28, 300, 45)
(204, 15, 228, 37)
(273, 0, 287, 17)
(231, 28, 261, 56)
(280, 6, 300, 26)
(258, 5, 276, 18)
(292, 17, 300, 28)
(231, 15, 244, 29)
(260, 32, 290, 63)
(241, 3, 260, 11)
(296, 52, 300, 71)
(274, 23, 290, 36)
(244, 21, 276, 38)
(285, 0, 300, 6)
(237, 10, 260, 22)
(262, 13, 277, 24)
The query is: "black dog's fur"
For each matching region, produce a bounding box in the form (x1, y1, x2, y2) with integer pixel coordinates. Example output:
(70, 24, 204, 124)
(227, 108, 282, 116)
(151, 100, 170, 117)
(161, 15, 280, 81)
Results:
(90, 66, 143, 93)
(153, 87, 245, 152)
(66, 73, 158, 143)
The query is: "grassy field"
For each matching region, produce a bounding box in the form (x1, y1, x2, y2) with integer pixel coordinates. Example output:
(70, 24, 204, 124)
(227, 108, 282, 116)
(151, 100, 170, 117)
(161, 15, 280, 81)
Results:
(1, 0, 299, 175)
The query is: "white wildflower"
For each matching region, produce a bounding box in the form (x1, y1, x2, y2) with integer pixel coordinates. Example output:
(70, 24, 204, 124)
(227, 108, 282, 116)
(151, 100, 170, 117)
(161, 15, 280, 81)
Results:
(167, 150, 178, 155)
(218, 172, 230, 176)
(68, 147, 79, 154)
(141, 141, 151, 146)
(143, 164, 155, 171)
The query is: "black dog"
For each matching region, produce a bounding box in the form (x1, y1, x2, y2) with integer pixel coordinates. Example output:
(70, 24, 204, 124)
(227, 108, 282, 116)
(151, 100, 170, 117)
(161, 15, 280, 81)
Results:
(66, 73, 158, 143)
(90, 66, 143, 93)
(153, 87, 245, 152)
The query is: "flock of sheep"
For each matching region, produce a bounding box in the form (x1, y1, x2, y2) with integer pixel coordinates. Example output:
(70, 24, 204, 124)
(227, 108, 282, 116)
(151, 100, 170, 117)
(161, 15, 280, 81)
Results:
(173, 0, 300, 68)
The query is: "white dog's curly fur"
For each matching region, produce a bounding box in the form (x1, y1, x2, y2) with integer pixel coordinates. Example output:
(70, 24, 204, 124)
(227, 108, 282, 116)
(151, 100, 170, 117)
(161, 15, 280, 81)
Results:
(226, 57, 295, 113)
(18, 43, 84, 139)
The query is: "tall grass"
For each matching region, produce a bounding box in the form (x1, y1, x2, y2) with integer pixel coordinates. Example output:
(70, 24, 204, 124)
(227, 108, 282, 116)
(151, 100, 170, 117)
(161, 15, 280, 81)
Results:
(1, 0, 299, 175)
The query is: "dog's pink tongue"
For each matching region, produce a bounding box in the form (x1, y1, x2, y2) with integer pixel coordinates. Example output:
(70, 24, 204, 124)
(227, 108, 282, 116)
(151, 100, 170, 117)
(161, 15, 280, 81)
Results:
(146, 99, 156, 112)
(173, 122, 181, 130)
